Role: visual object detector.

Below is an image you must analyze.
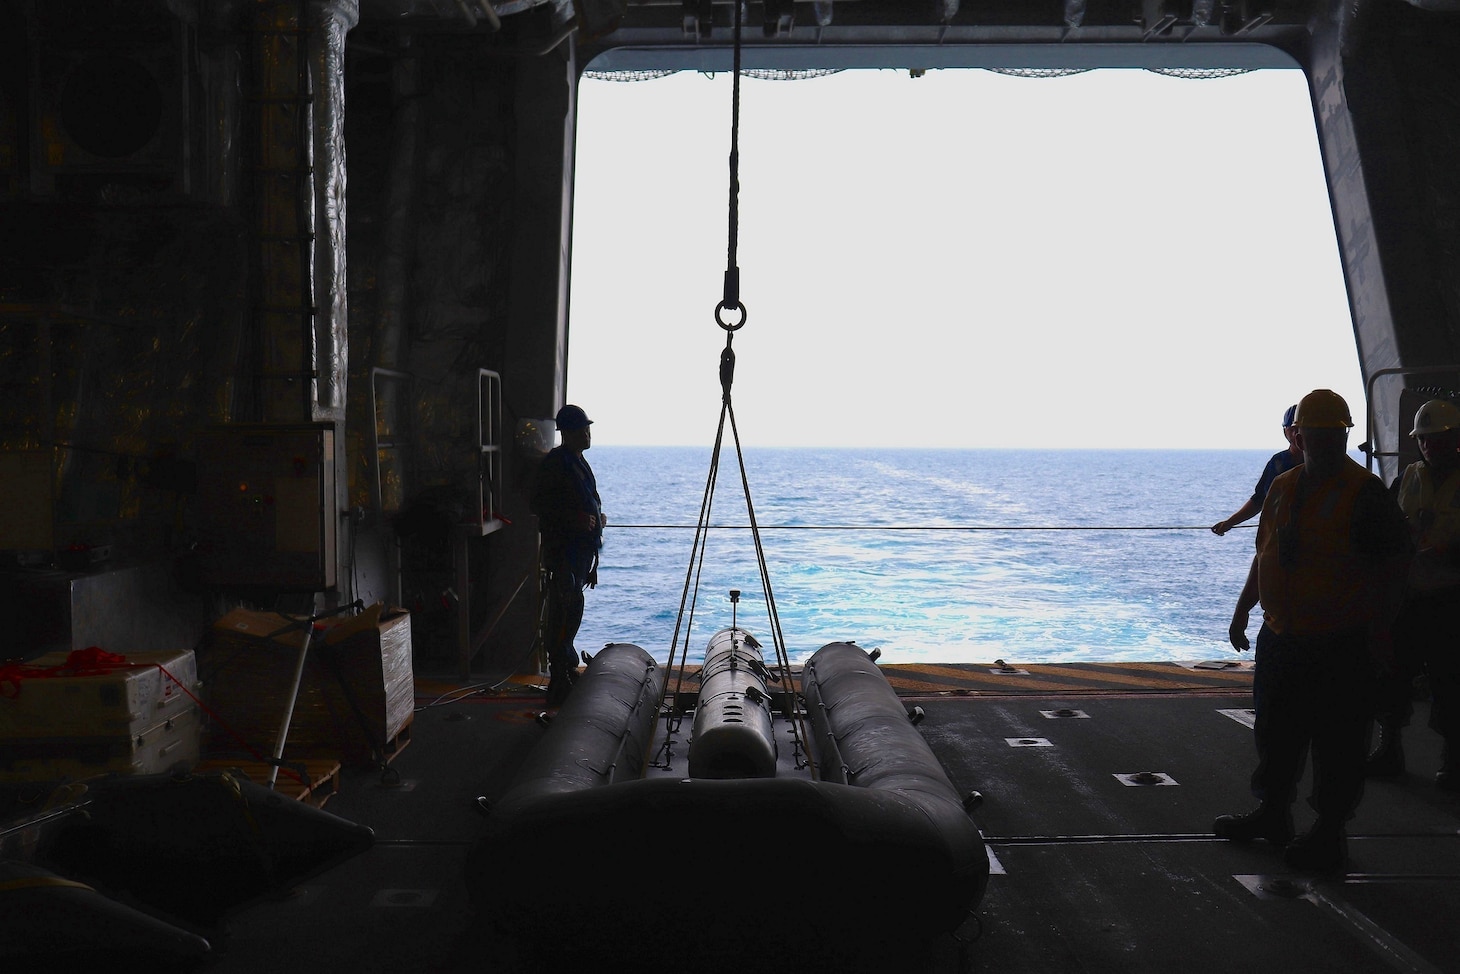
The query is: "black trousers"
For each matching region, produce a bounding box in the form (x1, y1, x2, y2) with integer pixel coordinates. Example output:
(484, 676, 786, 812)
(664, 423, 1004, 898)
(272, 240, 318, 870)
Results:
(1251, 624, 1373, 821)
(1373, 590, 1460, 744)
(543, 567, 586, 677)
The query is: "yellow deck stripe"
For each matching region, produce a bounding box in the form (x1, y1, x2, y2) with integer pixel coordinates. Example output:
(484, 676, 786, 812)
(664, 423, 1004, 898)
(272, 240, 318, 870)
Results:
(879, 662, 1251, 694)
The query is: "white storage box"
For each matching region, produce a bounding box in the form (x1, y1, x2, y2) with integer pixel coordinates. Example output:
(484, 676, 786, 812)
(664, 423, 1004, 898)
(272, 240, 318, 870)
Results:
(0, 704, 200, 783)
(0, 648, 198, 739)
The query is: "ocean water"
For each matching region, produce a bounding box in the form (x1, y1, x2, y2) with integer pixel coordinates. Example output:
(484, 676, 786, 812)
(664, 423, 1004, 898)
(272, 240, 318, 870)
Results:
(575, 446, 1289, 666)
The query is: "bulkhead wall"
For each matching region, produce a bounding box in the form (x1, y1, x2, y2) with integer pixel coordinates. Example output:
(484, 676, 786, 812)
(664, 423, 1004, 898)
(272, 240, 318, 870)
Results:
(1308, 4, 1460, 478)
(342, 28, 573, 666)
(0, 1, 573, 670)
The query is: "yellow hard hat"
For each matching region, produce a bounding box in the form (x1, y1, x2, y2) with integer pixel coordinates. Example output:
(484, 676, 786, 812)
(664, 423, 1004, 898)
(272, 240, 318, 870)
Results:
(1410, 398, 1460, 437)
(1293, 389, 1353, 429)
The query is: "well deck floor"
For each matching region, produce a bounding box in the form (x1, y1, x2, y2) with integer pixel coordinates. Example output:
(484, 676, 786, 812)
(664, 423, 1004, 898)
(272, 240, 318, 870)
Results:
(65, 661, 1460, 973)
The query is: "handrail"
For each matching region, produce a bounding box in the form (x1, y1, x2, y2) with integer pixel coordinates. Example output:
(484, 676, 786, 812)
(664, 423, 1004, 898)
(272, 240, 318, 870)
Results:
(471, 368, 503, 536)
(1364, 364, 1460, 474)
(369, 365, 505, 533)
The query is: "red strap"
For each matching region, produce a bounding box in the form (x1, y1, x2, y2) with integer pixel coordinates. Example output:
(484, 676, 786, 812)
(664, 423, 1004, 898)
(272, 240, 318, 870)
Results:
(58, 646, 131, 676)
(1, 646, 136, 691)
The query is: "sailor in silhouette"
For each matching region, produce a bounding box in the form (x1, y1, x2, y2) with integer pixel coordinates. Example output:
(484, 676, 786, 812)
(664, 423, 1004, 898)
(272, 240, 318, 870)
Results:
(531, 404, 605, 707)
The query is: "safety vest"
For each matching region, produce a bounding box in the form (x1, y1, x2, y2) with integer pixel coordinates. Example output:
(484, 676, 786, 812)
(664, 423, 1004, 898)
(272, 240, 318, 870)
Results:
(1256, 461, 1381, 635)
(1397, 461, 1460, 550)
(1396, 461, 1460, 592)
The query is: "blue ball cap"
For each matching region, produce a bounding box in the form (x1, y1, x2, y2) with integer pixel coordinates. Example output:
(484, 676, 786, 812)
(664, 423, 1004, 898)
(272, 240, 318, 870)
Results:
(555, 404, 593, 432)
(1282, 404, 1297, 428)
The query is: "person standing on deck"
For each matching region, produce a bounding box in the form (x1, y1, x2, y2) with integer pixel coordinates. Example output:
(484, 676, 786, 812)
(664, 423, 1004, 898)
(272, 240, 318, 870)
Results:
(1211, 404, 1303, 536)
(1217, 389, 1411, 872)
(531, 404, 605, 708)
(1367, 398, 1460, 789)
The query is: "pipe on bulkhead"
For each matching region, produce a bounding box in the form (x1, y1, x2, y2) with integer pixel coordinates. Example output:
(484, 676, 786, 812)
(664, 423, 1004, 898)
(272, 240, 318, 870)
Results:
(250, 0, 356, 425)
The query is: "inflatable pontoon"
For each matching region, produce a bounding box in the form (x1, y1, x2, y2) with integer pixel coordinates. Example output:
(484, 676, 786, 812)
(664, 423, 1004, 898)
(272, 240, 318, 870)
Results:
(466, 631, 990, 973)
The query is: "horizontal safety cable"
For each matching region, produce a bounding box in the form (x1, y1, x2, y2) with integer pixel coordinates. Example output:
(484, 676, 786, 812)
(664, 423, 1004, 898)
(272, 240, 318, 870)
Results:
(612, 523, 1251, 532)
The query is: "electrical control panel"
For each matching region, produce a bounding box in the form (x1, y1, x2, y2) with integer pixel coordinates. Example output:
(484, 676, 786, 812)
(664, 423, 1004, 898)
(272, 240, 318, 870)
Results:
(194, 425, 336, 590)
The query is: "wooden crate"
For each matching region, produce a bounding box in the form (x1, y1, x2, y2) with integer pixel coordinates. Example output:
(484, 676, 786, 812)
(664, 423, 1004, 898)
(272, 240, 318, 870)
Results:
(197, 605, 414, 766)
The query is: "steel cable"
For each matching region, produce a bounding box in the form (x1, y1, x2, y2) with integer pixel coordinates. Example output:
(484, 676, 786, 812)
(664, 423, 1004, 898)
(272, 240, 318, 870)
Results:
(613, 523, 1250, 532)
(660, 0, 814, 774)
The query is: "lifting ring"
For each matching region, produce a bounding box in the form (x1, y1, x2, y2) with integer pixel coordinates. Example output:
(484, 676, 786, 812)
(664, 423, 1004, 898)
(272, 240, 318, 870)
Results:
(715, 301, 747, 332)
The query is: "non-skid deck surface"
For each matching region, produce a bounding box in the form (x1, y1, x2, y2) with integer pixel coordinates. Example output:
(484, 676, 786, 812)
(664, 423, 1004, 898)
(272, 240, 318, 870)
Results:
(177, 669, 1460, 973)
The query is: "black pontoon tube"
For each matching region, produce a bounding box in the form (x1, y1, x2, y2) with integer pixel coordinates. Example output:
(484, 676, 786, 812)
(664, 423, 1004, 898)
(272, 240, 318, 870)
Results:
(466, 640, 989, 973)
(800, 640, 991, 923)
(493, 641, 664, 799)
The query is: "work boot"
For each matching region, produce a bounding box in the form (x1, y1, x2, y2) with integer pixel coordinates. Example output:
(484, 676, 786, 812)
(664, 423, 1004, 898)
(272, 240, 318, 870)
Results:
(1364, 722, 1405, 778)
(544, 667, 575, 708)
(1437, 742, 1459, 793)
(1213, 804, 1295, 845)
(1284, 819, 1347, 872)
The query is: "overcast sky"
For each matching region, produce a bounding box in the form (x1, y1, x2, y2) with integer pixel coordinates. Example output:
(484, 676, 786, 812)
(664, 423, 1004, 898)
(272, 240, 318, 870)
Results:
(567, 67, 1363, 450)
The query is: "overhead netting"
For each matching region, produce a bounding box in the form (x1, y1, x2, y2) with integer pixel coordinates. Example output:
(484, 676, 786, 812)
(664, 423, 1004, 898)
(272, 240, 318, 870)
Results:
(583, 66, 1252, 83)
(1148, 67, 1253, 79)
(988, 67, 1252, 80)
(583, 68, 845, 83)
(744, 68, 843, 80)
(581, 69, 677, 82)
(987, 67, 1092, 78)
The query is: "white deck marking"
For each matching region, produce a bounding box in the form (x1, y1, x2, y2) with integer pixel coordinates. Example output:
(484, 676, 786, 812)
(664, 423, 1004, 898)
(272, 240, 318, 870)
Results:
(1113, 771, 1178, 786)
